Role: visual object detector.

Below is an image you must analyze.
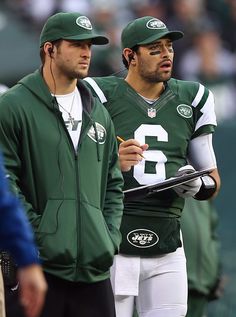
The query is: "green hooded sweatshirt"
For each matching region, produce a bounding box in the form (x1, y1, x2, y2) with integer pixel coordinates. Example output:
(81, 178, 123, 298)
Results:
(0, 69, 124, 283)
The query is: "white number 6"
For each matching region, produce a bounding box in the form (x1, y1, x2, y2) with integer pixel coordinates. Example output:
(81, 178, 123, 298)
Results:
(134, 124, 168, 185)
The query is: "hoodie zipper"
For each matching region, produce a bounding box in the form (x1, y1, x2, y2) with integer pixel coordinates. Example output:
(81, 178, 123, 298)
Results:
(53, 97, 101, 277)
(75, 111, 101, 277)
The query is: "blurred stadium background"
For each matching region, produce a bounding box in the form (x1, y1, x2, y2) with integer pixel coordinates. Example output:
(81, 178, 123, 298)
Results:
(0, 1, 236, 315)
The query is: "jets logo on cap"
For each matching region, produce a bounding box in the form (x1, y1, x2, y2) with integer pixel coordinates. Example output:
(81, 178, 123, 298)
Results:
(146, 18, 166, 30)
(76, 16, 92, 30)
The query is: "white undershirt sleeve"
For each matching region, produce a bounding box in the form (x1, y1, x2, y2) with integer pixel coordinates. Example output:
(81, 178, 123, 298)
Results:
(187, 134, 217, 170)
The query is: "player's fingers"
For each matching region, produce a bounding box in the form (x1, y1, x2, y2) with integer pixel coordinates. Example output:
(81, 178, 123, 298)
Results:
(21, 289, 45, 317)
(119, 138, 142, 148)
(119, 152, 143, 162)
(140, 144, 149, 151)
(119, 144, 144, 156)
(119, 154, 142, 172)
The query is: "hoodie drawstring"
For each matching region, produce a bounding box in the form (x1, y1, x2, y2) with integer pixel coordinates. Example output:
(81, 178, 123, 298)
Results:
(93, 122, 101, 162)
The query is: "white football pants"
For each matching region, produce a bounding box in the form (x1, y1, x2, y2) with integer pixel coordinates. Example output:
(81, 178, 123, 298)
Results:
(110, 245, 187, 317)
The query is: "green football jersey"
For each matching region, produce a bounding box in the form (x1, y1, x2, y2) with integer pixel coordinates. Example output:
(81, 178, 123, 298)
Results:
(84, 76, 216, 255)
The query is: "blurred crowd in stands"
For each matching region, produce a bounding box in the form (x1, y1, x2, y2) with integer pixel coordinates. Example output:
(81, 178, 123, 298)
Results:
(2, 0, 236, 123)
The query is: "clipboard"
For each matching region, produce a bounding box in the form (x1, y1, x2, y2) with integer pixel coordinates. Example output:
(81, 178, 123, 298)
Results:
(123, 168, 213, 201)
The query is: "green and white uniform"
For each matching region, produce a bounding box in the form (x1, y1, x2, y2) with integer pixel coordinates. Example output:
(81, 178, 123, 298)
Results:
(85, 76, 216, 256)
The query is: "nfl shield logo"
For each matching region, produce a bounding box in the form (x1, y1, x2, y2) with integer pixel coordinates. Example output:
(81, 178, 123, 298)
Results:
(147, 108, 156, 118)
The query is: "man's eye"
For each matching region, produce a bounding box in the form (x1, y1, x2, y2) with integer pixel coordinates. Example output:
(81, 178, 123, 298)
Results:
(150, 45, 160, 50)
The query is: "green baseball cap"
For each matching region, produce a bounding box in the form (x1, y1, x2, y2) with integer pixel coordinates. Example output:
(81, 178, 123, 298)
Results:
(121, 16, 184, 49)
(40, 12, 109, 47)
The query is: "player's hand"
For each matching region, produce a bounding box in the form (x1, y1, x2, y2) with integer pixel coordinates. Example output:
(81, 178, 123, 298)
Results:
(118, 139, 148, 172)
(173, 165, 202, 198)
(17, 264, 47, 317)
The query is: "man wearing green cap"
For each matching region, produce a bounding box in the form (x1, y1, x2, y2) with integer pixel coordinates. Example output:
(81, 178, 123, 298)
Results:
(0, 12, 124, 317)
(84, 16, 221, 317)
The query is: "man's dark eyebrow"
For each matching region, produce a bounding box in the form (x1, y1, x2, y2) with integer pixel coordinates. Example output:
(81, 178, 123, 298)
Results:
(149, 41, 161, 45)
(147, 39, 173, 46)
(144, 41, 161, 48)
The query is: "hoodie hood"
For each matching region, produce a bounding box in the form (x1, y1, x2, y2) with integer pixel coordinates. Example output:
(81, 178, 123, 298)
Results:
(76, 80, 94, 114)
(18, 69, 54, 110)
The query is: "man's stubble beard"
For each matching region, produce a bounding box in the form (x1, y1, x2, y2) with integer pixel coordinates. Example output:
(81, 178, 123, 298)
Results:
(139, 67, 172, 83)
(65, 67, 89, 80)
(58, 60, 89, 80)
(138, 59, 172, 83)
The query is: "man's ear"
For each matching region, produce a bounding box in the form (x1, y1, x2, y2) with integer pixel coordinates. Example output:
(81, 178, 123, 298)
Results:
(44, 42, 54, 57)
(123, 48, 135, 64)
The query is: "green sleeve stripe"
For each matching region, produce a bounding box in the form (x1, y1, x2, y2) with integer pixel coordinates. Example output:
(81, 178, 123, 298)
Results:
(192, 125, 215, 139)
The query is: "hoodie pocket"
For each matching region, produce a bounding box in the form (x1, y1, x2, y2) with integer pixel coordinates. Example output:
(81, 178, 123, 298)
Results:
(35, 199, 77, 265)
(80, 201, 116, 272)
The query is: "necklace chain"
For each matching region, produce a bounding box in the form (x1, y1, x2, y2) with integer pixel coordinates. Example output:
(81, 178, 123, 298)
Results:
(56, 91, 76, 126)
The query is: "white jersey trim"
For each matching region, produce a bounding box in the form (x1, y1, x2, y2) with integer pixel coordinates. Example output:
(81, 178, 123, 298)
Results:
(84, 77, 107, 103)
(191, 84, 217, 132)
(191, 83, 204, 108)
(195, 90, 217, 132)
